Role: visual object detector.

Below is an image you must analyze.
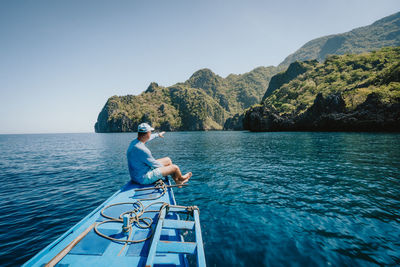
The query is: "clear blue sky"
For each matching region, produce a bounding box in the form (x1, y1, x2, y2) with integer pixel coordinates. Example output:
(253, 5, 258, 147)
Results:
(0, 0, 399, 134)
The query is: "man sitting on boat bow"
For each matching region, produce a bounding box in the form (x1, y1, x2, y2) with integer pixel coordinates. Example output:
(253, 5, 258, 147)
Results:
(127, 122, 192, 185)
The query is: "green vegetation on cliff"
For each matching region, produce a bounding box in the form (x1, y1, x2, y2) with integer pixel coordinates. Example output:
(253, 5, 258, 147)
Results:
(95, 66, 280, 132)
(262, 60, 318, 101)
(244, 47, 400, 131)
(266, 47, 400, 116)
(96, 12, 400, 132)
(280, 11, 400, 67)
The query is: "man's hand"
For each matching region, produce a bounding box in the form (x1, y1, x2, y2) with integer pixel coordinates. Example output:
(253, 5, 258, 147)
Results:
(159, 131, 166, 138)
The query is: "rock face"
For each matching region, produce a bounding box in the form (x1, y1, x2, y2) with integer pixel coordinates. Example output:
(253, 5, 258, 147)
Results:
(223, 113, 244, 130)
(244, 93, 400, 132)
(295, 93, 347, 130)
(243, 105, 293, 132)
(94, 98, 137, 132)
(343, 93, 400, 131)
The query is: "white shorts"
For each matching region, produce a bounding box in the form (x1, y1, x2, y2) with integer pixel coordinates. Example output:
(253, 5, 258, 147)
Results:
(140, 168, 163, 184)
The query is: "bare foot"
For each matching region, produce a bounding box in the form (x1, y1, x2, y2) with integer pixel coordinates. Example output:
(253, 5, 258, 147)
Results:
(180, 172, 192, 181)
(176, 172, 192, 188)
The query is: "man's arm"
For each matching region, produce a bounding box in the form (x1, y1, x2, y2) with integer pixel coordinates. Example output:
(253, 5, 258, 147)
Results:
(142, 150, 164, 168)
(148, 132, 166, 142)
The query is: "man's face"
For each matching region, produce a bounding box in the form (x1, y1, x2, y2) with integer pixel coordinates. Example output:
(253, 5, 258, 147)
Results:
(146, 131, 152, 139)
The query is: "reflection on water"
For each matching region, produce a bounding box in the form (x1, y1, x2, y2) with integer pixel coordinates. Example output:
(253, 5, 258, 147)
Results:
(0, 132, 399, 266)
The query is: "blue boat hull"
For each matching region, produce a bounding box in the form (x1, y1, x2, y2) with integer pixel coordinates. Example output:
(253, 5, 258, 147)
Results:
(23, 179, 189, 267)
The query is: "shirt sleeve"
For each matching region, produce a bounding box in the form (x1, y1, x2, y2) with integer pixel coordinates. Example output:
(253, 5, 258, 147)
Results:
(142, 148, 163, 168)
(148, 133, 159, 142)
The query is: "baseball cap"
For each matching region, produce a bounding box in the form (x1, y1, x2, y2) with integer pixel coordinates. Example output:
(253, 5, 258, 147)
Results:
(138, 122, 154, 133)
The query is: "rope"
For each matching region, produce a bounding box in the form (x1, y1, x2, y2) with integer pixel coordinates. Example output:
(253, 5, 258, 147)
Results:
(93, 179, 197, 255)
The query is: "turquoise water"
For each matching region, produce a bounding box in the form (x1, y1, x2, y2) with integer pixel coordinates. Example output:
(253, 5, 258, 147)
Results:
(0, 132, 399, 266)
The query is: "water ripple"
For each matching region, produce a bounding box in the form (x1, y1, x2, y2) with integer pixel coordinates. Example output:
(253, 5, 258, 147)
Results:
(0, 132, 399, 266)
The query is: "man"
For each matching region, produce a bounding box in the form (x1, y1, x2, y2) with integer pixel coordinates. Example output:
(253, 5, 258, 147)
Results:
(127, 122, 192, 185)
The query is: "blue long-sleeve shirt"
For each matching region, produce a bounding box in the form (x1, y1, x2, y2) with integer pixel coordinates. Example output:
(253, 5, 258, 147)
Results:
(127, 133, 163, 182)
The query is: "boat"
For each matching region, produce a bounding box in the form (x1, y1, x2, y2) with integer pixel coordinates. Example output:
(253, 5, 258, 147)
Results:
(23, 178, 206, 267)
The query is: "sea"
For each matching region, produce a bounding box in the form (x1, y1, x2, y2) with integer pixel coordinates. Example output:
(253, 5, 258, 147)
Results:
(0, 131, 399, 266)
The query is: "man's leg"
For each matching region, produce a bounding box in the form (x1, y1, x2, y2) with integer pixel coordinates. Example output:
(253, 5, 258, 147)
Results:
(157, 157, 172, 166)
(159, 164, 192, 185)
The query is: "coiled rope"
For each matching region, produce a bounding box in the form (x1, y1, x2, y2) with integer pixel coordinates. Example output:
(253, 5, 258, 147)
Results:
(93, 179, 197, 255)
